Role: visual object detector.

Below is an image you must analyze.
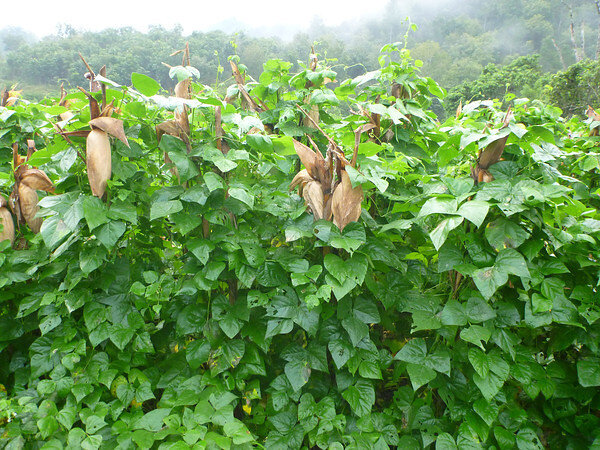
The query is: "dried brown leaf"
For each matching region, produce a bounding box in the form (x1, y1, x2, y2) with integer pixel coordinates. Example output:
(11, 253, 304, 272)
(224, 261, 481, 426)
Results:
(89, 117, 129, 147)
(18, 183, 42, 233)
(289, 169, 313, 193)
(353, 123, 377, 167)
(303, 180, 325, 220)
(293, 139, 320, 178)
(20, 169, 55, 192)
(86, 129, 111, 198)
(0, 204, 14, 244)
(332, 171, 363, 231)
(175, 78, 192, 99)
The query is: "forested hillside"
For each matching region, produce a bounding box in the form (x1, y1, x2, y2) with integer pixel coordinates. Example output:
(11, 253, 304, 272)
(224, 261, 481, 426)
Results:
(0, 0, 597, 105)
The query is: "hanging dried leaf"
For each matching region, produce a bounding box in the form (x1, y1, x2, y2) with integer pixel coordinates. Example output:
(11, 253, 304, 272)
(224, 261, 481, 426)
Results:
(391, 82, 410, 99)
(86, 129, 112, 198)
(588, 105, 600, 136)
(292, 138, 331, 187)
(471, 108, 513, 183)
(0, 196, 14, 244)
(302, 95, 319, 129)
(156, 120, 190, 144)
(456, 100, 463, 118)
(89, 117, 130, 147)
(99, 99, 115, 118)
(323, 194, 333, 222)
(175, 78, 192, 99)
(229, 60, 262, 113)
(289, 169, 313, 194)
(60, 129, 92, 139)
(20, 169, 55, 192)
(18, 183, 42, 233)
(303, 180, 325, 220)
(332, 171, 363, 231)
(293, 139, 320, 178)
(353, 123, 377, 167)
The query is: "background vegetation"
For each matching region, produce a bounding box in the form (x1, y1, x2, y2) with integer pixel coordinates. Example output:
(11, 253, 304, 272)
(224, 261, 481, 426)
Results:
(0, 0, 599, 117)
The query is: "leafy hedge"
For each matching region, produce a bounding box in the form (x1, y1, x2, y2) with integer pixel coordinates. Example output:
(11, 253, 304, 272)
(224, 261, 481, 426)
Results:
(1, 44, 600, 449)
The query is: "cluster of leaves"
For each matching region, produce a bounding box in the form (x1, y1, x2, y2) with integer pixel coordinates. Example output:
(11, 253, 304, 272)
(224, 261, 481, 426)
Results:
(0, 42, 600, 449)
(544, 58, 600, 117)
(445, 56, 551, 114)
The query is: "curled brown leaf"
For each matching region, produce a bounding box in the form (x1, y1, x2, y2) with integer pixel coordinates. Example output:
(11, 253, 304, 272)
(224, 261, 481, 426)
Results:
(89, 117, 130, 147)
(331, 170, 363, 231)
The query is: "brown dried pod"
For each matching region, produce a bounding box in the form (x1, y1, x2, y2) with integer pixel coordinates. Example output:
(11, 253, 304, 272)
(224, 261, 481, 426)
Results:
(0, 196, 15, 244)
(20, 169, 55, 192)
(331, 171, 363, 231)
(89, 117, 130, 147)
(303, 180, 325, 220)
(18, 183, 42, 233)
(86, 129, 112, 198)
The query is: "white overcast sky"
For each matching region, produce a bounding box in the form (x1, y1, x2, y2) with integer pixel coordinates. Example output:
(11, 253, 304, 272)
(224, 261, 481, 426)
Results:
(21, 0, 389, 37)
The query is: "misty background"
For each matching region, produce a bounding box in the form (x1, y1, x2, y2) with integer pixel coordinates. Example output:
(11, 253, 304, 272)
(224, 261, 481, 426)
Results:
(0, 0, 597, 113)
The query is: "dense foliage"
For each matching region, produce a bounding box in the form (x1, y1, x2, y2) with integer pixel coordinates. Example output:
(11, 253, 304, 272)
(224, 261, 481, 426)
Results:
(1, 43, 600, 449)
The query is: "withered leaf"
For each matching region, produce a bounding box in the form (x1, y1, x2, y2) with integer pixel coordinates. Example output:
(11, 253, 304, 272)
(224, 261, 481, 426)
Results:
(353, 123, 377, 167)
(18, 183, 42, 233)
(175, 78, 192, 99)
(20, 169, 55, 192)
(0, 196, 14, 244)
(86, 129, 112, 198)
(303, 180, 325, 220)
(89, 117, 130, 147)
(332, 170, 363, 231)
(289, 169, 314, 194)
(292, 139, 330, 186)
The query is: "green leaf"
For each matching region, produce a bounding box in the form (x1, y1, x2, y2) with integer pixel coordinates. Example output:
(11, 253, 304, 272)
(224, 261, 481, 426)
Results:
(131, 72, 161, 96)
(328, 340, 353, 369)
(342, 379, 375, 417)
(473, 371, 505, 401)
(460, 325, 492, 349)
(419, 198, 458, 218)
(37, 415, 59, 439)
(187, 239, 214, 265)
(150, 200, 183, 220)
(133, 408, 171, 432)
(441, 300, 468, 326)
(95, 221, 126, 249)
(341, 315, 368, 346)
(436, 433, 458, 450)
(394, 338, 427, 364)
(466, 296, 496, 323)
(406, 363, 436, 390)
(468, 348, 489, 378)
(82, 196, 108, 230)
(430, 216, 464, 250)
(472, 266, 508, 299)
(354, 297, 380, 323)
(577, 358, 600, 387)
(495, 248, 530, 278)
(457, 200, 489, 228)
(285, 359, 311, 391)
(246, 133, 273, 153)
(229, 188, 254, 208)
(186, 340, 210, 369)
(204, 172, 225, 191)
(485, 218, 530, 251)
